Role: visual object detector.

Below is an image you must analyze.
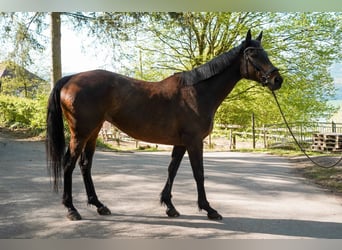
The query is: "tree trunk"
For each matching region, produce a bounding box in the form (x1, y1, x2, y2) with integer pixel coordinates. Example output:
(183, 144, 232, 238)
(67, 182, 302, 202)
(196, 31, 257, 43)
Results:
(50, 12, 62, 89)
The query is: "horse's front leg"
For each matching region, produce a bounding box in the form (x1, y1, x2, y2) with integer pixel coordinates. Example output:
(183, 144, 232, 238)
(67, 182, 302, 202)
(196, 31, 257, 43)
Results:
(186, 138, 223, 220)
(160, 145, 186, 217)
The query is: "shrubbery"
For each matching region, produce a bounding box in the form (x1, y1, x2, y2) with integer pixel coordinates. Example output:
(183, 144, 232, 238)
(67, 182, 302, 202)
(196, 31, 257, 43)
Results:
(0, 94, 48, 132)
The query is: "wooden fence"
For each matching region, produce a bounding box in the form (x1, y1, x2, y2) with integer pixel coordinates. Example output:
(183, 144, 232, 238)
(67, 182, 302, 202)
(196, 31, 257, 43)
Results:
(100, 120, 342, 150)
(228, 121, 342, 150)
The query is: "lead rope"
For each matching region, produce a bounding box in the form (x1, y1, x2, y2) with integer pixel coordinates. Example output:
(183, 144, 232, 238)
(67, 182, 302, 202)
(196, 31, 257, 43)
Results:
(272, 91, 342, 168)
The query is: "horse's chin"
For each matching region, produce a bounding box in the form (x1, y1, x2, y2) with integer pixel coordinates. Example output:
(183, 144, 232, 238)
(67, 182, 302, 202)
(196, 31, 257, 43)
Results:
(267, 85, 280, 91)
(266, 81, 282, 91)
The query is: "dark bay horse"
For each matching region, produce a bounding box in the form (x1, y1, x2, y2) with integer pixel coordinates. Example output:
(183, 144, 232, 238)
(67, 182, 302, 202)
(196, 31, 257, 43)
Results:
(46, 30, 283, 221)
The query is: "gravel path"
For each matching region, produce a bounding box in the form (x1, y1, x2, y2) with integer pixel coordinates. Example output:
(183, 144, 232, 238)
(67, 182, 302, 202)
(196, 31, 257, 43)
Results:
(1, 133, 342, 238)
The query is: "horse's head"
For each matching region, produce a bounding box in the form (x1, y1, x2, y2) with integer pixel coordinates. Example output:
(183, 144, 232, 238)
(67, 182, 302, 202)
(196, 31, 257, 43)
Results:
(240, 30, 283, 91)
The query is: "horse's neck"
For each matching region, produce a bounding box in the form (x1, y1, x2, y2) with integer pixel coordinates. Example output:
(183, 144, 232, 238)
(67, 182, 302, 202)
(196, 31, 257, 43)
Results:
(196, 64, 242, 114)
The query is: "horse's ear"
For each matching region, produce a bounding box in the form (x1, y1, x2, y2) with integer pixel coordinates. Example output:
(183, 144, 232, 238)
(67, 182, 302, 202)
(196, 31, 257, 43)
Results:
(246, 29, 252, 44)
(256, 31, 263, 42)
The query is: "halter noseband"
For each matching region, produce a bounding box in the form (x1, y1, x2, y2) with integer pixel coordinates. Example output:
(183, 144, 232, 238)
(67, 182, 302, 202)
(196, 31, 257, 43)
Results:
(243, 47, 279, 86)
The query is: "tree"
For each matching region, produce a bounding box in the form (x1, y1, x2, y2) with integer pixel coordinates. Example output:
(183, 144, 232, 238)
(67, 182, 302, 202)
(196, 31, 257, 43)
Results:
(129, 12, 341, 126)
(145, 13, 264, 70)
(0, 12, 341, 128)
(0, 12, 141, 91)
(266, 12, 341, 123)
(0, 61, 48, 98)
(0, 12, 47, 95)
(50, 12, 62, 89)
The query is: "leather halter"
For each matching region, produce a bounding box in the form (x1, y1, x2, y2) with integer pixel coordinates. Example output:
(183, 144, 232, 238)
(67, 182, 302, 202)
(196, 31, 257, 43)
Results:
(243, 47, 279, 86)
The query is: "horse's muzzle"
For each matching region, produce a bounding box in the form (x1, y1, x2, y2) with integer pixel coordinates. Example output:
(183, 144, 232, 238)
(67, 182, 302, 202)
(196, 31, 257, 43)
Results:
(266, 74, 283, 91)
(271, 75, 283, 91)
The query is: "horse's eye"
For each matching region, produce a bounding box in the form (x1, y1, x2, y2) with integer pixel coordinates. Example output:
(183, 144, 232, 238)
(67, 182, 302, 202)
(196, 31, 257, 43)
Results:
(250, 51, 258, 57)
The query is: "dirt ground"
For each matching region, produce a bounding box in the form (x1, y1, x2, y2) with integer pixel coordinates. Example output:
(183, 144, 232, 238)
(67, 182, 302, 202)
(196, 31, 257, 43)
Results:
(2, 128, 342, 239)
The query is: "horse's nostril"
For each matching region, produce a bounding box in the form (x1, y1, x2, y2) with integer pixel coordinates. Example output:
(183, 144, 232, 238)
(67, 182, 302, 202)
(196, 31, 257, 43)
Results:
(275, 76, 283, 85)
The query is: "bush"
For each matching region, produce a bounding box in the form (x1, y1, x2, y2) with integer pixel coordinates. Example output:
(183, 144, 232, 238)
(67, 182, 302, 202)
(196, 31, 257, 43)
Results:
(0, 94, 48, 131)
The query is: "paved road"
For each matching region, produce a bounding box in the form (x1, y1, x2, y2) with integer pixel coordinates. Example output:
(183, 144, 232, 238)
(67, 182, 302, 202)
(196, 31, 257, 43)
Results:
(1, 134, 342, 238)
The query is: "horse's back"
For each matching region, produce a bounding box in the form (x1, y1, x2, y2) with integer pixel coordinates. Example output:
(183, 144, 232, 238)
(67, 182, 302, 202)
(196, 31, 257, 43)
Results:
(60, 69, 134, 105)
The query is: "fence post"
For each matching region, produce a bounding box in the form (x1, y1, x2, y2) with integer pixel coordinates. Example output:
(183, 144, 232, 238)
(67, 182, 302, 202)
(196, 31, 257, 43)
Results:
(229, 129, 236, 150)
(208, 133, 213, 149)
(263, 124, 267, 148)
(332, 121, 336, 133)
(300, 123, 303, 143)
(232, 134, 236, 150)
(252, 113, 256, 149)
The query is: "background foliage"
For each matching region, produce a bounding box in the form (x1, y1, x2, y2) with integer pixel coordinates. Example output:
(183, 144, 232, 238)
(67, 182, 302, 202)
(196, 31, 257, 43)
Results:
(0, 12, 341, 134)
(0, 94, 47, 131)
(130, 12, 341, 127)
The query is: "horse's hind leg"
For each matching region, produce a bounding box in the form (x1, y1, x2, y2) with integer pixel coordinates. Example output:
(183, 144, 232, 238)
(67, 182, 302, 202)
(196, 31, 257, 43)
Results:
(79, 131, 111, 216)
(63, 143, 83, 220)
(160, 145, 186, 217)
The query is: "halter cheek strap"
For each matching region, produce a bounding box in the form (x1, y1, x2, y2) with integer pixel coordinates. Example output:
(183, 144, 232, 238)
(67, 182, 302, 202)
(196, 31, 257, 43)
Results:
(243, 47, 279, 86)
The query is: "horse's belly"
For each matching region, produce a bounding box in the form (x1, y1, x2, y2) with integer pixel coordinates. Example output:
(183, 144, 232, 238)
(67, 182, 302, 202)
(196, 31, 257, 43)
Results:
(108, 118, 182, 146)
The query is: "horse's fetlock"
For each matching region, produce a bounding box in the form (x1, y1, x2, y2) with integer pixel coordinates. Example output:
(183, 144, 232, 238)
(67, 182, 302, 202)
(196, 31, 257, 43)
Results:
(87, 195, 100, 206)
(198, 201, 210, 210)
(160, 191, 172, 203)
(160, 196, 170, 205)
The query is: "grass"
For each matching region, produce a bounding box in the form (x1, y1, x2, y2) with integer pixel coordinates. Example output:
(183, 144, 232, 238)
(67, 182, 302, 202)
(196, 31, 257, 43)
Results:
(300, 165, 342, 193)
(96, 138, 121, 151)
(0, 126, 45, 140)
(231, 147, 327, 157)
(95, 138, 161, 152)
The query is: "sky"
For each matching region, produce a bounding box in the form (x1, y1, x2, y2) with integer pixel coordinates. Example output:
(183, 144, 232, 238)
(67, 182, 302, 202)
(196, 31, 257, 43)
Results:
(61, 26, 113, 74)
(331, 63, 342, 85)
(330, 63, 342, 101)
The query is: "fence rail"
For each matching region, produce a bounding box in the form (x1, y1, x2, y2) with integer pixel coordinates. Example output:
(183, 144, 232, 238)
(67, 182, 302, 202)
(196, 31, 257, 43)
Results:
(100, 121, 342, 150)
(228, 121, 342, 150)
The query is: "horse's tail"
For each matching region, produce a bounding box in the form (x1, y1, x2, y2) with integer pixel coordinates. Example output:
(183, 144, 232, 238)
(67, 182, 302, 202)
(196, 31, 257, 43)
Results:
(46, 75, 73, 192)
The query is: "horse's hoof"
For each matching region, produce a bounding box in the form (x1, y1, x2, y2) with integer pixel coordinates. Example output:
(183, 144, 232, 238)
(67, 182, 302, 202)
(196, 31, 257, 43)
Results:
(67, 210, 82, 221)
(207, 211, 223, 220)
(166, 207, 180, 217)
(97, 206, 111, 215)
